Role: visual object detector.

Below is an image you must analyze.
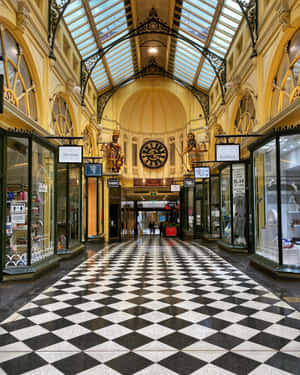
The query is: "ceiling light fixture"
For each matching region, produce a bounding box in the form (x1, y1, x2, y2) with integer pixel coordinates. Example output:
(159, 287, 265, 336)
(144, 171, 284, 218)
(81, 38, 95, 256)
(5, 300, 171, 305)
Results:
(148, 47, 158, 54)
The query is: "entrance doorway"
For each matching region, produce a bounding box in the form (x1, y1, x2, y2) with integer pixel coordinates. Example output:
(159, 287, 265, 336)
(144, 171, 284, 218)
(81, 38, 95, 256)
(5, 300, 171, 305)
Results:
(85, 177, 104, 241)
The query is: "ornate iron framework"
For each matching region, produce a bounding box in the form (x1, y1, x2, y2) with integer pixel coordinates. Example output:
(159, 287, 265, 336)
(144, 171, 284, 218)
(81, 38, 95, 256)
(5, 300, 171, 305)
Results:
(84, 8, 226, 106)
(236, 0, 258, 57)
(97, 58, 209, 125)
(48, 0, 71, 59)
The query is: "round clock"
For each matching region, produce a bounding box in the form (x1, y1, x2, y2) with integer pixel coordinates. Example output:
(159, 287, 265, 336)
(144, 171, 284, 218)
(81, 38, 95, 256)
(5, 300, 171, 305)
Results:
(139, 140, 168, 169)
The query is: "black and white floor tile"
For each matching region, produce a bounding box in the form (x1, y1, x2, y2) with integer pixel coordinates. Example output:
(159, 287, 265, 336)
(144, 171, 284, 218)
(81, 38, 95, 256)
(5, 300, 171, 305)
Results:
(1, 238, 300, 374)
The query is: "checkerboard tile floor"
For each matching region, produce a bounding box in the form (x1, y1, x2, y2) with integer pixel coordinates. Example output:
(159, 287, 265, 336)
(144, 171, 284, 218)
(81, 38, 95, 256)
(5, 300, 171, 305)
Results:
(1, 238, 300, 374)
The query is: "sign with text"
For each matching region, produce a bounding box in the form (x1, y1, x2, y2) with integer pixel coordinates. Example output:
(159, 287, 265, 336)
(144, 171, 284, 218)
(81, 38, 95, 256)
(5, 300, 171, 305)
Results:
(184, 179, 195, 188)
(194, 167, 210, 179)
(58, 146, 83, 164)
(171, 184, 181, 192)
(107, 179, 120, 188)
(215, 144, 240, 162)
(85, 163, 103, 177)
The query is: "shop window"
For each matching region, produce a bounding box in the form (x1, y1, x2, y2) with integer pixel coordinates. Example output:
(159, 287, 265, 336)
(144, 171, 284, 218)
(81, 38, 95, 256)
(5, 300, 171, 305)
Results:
(0, 26, 37, 120)
(271, 29, 300, 116)
(69, 167, 81, 247)
(221, 166, 232, 244)
(280, 135, 300, 266)
(6, 137, 29, 267)
(31, 142, 55, 264)
(51, 95, 73, 137)
(234, 93, 256, 140)
(253, 139, 279, 262)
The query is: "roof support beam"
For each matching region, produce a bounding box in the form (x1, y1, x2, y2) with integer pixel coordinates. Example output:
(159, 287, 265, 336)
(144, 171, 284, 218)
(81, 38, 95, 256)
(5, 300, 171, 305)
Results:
(97, 58, 209, 125)
(236, 0, 258, 57)
(81, 8, 226, 106)
(48, 0, 71, 59)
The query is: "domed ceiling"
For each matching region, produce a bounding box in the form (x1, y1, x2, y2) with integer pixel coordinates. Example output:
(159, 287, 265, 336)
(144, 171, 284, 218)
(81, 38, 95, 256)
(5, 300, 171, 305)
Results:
(120, 88, 186, 134)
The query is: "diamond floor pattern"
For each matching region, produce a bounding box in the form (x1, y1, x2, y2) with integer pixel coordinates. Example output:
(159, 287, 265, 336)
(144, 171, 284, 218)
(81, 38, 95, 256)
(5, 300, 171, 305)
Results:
(0, 238, 300, 374)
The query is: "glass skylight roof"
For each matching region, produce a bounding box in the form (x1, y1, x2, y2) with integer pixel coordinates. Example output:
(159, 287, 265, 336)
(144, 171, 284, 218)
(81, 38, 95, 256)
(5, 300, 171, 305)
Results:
(174, 0, 243, 89)
(63, 0, 133, 92)
(63, 0, 246, 94)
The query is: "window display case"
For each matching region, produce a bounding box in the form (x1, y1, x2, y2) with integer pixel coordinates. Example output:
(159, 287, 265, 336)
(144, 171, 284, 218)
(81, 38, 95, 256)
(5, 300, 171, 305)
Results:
(250, 128, 300, 275)
(85, 176, 104, 241)
(194, 182, 203, 238)
(2, 131, 59, 277)
(218, 162, 248, 252)
(56, 164, 83, 256)
(201, 174, 220, 240)
(181, 184, 195, 240)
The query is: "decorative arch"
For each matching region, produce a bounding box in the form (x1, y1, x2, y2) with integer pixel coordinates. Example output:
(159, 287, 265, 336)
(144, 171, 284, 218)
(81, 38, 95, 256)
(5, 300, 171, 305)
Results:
(0, 24, 38, 120)
(271, 29, 300, 117)
(81, 9, 226, 105)
(97, 59, 209, 125)
(51, 94, 74, 137)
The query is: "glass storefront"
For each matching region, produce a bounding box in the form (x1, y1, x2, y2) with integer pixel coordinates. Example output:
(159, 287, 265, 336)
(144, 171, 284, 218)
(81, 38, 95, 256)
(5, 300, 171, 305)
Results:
(4, 133, 56, 273)
(194, 182, 203, 238)
(219, 163, 248, 250)
(203, 180, 210, 233)
(85, 176, 104, 240)
(211, 175, 220, 238)
(56, 165, 82, 253)
(251, 130, 300, 272)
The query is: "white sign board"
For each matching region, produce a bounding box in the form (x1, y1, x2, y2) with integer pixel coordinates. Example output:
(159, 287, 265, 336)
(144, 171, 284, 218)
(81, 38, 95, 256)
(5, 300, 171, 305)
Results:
(216, 144, 240, 162)
(11, 214, 26, 224)
(171, 184, 181, 192)
(11, 202, 26, 214)
(194, 167, 210, 179)
(58, 146, 83, 163)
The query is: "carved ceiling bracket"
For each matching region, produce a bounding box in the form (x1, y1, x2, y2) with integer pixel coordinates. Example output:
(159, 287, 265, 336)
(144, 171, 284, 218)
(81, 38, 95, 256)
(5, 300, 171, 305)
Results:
(236, 0, 258, 57)
(48, 0, 71, 59)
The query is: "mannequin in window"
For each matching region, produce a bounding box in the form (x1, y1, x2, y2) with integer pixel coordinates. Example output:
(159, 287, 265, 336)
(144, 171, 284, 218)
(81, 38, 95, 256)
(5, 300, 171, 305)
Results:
(181, 132, 199, 171)
(107, 129, 124, 173)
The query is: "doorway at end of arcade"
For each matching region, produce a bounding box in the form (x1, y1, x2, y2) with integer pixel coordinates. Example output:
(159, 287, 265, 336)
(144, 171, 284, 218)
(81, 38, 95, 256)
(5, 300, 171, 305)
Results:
(121, 200, 180, 239)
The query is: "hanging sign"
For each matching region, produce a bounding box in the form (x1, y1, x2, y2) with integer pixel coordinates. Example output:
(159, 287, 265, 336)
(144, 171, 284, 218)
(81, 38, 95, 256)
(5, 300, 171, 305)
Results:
(85, 163, 103, 177)
(171, 184, 181, 192)
(215, 144, 240, 161)
(58, 145, 83, 164)
(107, 179, 120, 188)
(194, 167, 210, 179)
(184, 178, 195, 188)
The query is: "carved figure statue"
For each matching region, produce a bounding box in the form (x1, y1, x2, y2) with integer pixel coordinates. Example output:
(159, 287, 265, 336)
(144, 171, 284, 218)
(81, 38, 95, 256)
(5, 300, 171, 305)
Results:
(182, 132, 199, 171)
(107, 129, 124, 173)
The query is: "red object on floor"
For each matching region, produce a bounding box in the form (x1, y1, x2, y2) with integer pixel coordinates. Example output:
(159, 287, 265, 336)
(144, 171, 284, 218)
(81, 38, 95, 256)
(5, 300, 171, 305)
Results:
(166, 226, 177, 236)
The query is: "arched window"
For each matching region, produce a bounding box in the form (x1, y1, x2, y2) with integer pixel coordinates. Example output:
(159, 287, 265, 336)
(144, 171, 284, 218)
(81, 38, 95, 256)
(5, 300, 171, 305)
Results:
(51, 95, 73, 136)
(272, 30, 300, 116)
(0, 25, 37, 119)
(234, 93, 256, 141)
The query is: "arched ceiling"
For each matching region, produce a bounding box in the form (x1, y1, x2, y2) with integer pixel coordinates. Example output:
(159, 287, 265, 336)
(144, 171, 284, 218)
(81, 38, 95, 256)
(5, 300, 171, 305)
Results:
(63, 0, 246, 93)
(119, 88, 186, 134)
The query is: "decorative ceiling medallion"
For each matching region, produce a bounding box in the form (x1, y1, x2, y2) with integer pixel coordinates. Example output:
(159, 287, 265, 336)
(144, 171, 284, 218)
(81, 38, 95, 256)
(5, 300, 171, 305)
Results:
(140, 140, 168, 169)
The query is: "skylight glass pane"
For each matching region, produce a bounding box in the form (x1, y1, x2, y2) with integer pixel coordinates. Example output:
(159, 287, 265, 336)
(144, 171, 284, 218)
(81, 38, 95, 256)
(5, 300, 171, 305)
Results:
(91, 61, 109, 90)
(106, 40, 134, 85)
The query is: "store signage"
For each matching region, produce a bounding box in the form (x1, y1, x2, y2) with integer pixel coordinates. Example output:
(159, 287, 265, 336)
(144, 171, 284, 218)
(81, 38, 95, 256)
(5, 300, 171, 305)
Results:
(184, 179, 195, 188)
(38, 183, 48, 193)
(171, 184, 181, 192)
(58, 145, 83, 164)
(107, 178, 120, 188)
(85, 163, 103, 177)
(232, 165, 245, 195)
(215, 144, 240, 161)
(194, 167, 210, 179)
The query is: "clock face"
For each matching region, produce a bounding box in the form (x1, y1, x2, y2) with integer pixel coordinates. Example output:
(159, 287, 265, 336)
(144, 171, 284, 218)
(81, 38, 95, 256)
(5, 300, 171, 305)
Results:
(140, 140, 168, 169)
